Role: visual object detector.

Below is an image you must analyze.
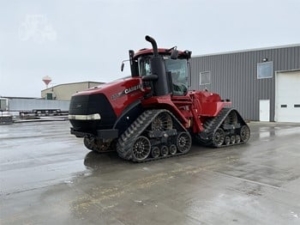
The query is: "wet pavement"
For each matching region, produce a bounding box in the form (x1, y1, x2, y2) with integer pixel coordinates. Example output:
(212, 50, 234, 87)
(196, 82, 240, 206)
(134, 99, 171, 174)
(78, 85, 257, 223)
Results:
(1, 121, 300, 225)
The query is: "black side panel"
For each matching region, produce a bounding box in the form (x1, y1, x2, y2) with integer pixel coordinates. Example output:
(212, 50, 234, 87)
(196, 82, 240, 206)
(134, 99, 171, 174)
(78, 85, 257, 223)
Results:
(69, 94, 117, 132)
(113, 100, 144, 135)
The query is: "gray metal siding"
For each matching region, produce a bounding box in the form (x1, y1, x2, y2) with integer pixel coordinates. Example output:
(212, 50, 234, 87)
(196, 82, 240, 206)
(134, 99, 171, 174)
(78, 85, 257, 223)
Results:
(190, 46, 300, 121)
(8, 99, 70, 111)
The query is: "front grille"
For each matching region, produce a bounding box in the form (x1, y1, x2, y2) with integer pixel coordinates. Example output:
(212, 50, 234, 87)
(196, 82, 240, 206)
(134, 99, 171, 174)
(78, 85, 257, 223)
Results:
(69, 94, 116, 132)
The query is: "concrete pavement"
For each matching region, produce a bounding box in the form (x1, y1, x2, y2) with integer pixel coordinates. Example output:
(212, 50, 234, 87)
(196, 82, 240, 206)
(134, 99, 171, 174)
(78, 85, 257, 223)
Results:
(1, 121, 300, 225)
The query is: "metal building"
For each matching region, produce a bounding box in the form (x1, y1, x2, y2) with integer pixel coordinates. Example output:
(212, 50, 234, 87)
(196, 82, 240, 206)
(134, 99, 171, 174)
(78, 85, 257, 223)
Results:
(41, 81, 104, 100)
(190, 44, 300, 122)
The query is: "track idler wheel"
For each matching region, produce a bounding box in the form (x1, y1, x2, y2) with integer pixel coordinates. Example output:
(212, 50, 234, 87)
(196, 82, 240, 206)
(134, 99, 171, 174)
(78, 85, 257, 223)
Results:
(132, 136, 151, 162)
(176, 132, 192, 154)
(240, 125, 250, 143)
(212, 128, 225, 147)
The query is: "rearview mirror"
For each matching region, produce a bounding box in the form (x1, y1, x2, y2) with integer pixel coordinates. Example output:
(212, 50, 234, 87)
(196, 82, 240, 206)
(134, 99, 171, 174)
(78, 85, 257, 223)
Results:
(121, 62, 125, 72)
(142, 74, 158, 82)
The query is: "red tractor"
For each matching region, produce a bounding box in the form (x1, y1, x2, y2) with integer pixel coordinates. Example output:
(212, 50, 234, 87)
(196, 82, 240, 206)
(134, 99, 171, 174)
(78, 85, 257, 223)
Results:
(68, 35, 250, 162)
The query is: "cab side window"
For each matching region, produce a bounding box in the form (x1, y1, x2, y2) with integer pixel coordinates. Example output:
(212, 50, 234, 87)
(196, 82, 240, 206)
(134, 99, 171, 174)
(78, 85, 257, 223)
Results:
(138, 57, 152, 77)
(166, 59, 188, 96)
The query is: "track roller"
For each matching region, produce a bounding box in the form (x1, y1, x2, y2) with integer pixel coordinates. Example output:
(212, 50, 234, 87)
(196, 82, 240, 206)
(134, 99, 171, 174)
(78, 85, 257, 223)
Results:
(224, 136, 230, 146)
(161, 145, 169, 157)
(235, 135, 241, 144)
(230, 135, 236, 144)
(169, 144, 177, 155)
(151, 147, 160, 158)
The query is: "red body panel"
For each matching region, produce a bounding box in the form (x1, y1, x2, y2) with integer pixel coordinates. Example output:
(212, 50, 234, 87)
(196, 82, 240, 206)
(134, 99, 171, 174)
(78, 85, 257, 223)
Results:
(190, 91, 232, 116)
(73, 77, 148, 117)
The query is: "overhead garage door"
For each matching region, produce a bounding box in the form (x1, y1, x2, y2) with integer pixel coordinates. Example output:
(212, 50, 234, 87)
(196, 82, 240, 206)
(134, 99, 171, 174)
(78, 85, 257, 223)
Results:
(275, 70, 300, 122)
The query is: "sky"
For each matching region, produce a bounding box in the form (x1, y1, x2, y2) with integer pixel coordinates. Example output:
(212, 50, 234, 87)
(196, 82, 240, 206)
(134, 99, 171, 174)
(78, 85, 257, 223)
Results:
(0, 0, 299, 97)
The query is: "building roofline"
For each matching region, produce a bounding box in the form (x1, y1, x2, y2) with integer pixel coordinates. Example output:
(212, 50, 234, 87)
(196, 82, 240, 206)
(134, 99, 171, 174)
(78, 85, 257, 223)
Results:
(41, 81, 104, 92)
(192, 43, 300, 58)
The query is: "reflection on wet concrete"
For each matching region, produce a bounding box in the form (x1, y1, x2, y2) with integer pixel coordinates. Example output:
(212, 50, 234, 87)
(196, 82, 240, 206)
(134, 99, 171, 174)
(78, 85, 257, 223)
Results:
(1, 121, 300, 224)
(84, 151, 123, 171)
(258, 125, 300, 140)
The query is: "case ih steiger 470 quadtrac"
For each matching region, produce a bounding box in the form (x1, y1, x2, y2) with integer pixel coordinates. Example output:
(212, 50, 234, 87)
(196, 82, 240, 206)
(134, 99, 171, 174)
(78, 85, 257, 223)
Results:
(68, 35, 250, 162)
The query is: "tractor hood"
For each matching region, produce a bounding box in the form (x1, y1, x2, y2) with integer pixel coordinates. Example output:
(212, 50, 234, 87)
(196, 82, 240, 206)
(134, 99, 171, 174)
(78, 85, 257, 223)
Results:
(71, 76, 146, 117)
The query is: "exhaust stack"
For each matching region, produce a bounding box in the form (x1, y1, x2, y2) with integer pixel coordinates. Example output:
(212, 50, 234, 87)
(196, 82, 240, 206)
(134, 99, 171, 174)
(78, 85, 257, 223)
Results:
(145, 35, 158, 57)
(145, 35, 170, 96)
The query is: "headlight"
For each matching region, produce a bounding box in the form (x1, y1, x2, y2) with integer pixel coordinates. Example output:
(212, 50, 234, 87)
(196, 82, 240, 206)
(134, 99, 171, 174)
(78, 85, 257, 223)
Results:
(68, 113, 101, 120)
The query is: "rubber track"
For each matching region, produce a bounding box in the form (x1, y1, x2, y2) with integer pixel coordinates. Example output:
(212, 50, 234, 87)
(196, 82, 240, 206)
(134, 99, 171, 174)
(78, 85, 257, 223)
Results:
(204, 108, 250, 148)
(116, 109, 191, 163)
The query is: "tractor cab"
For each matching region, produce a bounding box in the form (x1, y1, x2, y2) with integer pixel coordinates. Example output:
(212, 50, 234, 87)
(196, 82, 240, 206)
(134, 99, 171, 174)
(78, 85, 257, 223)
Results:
(137, 55, 189, 96)
(123, 37, 191, 98)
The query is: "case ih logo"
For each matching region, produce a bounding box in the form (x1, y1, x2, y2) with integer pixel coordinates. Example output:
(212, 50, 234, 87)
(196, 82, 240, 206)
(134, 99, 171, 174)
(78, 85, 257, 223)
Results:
(111, 84, 143, 100)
